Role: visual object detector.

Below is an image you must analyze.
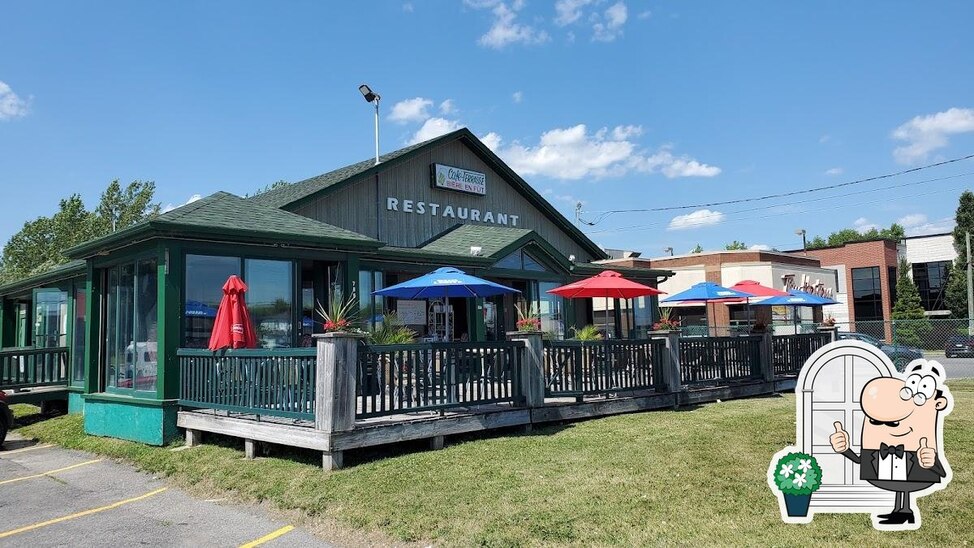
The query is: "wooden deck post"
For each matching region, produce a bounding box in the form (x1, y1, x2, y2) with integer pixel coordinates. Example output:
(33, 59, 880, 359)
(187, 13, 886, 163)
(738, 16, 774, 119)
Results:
(315, 332, 365, 470)
(759, 331, 775, 384)
(508, 331, 544, 408)
(185, 428, 202, 447)
(650, 331, 683, 404)
(817, 325, 839, 343)
(244, 438, 257, 459)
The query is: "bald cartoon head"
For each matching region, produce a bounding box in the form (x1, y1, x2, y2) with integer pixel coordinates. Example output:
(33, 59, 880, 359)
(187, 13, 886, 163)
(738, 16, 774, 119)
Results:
(860, 360, 951, 451)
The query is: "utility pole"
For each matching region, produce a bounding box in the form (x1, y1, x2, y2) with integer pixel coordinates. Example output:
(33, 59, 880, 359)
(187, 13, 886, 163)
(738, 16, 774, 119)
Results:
(967, 231, 973, 335)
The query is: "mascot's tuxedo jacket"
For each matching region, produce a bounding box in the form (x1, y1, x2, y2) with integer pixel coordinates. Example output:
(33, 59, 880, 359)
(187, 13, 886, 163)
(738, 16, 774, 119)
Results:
(841, 448, 946, 483)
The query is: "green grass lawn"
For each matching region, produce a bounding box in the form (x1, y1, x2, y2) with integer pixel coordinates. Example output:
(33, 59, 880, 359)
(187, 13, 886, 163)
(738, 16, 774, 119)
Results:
(13, 382, 974, 546)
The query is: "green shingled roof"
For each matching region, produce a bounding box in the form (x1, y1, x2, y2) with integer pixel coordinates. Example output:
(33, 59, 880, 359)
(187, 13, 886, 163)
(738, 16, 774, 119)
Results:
(421, 224, 534, 257)
(68, 192, 379, 258)
(0, 259, 86, 296)
(249, 131, 461, 209)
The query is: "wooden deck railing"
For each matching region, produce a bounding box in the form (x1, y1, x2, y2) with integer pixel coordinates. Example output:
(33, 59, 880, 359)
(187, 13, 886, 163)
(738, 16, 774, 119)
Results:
(355, 341, 523, 418)
(177, 348, 317, 420)
(0, 346, 69, 390)
(543, 338, 665, 398)
(772, 332, 832, 376)
(679, 336, 764, 385)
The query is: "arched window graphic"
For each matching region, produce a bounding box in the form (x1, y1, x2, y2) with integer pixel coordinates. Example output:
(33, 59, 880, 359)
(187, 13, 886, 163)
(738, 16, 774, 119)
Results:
(794, 341, 897, 512)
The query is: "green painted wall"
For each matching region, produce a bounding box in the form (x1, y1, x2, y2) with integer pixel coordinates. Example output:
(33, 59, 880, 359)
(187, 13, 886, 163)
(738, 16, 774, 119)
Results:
(68, 392, 85, 414)
(83, 397, 178, 445)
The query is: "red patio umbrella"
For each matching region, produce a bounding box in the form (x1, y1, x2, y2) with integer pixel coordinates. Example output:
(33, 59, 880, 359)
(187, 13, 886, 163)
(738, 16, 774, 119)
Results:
(728, 280, 789, 297)
(208, 275, 258, 351)
(547, 271, 664, 337)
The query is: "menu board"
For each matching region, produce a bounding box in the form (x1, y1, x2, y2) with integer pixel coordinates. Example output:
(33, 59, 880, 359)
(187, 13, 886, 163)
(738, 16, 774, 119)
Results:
(397, 300, 427, 325)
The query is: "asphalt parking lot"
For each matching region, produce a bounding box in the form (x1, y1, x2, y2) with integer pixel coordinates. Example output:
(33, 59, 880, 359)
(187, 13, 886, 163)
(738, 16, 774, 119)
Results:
(0, 434, 328, 548)
(923, 353, 974, 379)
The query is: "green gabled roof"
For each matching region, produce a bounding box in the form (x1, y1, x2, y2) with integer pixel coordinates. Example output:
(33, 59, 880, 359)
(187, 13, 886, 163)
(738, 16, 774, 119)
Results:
(421, 225, 534, 257)
(248, 128, 608, 261)
(249, 133, 451, 209)
(68, 192, 380, 258)
(0, 259, 86, 297)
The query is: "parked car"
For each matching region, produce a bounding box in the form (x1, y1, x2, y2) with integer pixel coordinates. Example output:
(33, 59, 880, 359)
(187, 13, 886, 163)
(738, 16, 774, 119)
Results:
(0, 391, 12, 447)
(836, 332, 923, 370)
(945, 335, 974, 358)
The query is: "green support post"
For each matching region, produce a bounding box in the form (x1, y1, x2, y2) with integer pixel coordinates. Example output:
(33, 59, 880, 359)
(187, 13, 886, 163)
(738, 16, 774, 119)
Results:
(343, 255, 359, 304)
(83, 261, 101, 394)
(157, 243, 184, 400)
(0, 297, 8, 348)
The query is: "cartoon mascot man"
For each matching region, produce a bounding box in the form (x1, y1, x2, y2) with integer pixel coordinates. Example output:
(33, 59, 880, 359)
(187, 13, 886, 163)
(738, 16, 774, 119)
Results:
(830, 359, 953, 527)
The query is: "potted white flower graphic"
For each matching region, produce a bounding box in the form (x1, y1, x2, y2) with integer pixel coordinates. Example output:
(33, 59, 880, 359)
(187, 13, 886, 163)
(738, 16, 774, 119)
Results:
(772, 452, 822, 517)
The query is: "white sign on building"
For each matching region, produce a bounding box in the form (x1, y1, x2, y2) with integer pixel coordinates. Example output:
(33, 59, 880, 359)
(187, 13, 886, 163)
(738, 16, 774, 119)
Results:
(431, 164, 486, 196)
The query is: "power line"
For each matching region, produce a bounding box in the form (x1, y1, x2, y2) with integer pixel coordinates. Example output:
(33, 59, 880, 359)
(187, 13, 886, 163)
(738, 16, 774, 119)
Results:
(577, 152, 974, 225)
(586, 183, 969, 235)
(586, 172, 973, 235)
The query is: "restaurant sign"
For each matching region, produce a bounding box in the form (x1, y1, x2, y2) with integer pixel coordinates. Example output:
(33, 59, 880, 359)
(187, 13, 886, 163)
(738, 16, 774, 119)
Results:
(781, 273, 835, 299)
(431, 164, 486, 196)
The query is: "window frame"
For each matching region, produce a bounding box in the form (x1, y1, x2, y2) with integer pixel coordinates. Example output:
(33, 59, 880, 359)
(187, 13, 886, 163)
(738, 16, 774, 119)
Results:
(101, 254, 159, 396)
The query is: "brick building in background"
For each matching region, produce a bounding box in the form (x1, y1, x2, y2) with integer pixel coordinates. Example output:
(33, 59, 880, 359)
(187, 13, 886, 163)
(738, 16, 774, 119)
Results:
(792, 239, 900, 340)
(899, 232, 956, 316)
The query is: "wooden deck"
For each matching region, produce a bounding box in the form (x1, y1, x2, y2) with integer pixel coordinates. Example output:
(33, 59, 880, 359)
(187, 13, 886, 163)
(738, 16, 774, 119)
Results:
(178, 377, 798, 458)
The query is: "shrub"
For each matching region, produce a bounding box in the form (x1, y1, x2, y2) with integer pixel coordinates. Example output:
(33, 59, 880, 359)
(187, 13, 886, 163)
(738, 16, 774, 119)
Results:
(772, 452, 822, 496)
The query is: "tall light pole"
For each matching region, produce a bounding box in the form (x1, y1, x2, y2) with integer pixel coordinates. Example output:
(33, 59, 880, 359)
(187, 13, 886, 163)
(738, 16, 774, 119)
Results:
(359, 84, 381, 165)
(795, 228, 807, 255)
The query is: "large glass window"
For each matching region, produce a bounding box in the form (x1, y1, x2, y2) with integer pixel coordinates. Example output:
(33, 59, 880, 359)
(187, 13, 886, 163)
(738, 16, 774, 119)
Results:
(913, 260, 951, 311)
(852, 266, 883, 321)
(537, 281, 565, 339)
(103, 258, 158, 393)
(184, 255, 240, 348)
(33, 290, 67, 348)
(247, 259, 293, 349)
(358, 270, 385, 330)
(72, 286, 86, 383)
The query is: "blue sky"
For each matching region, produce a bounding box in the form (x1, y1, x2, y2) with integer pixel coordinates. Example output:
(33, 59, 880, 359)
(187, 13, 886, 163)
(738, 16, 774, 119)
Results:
(2, 1, 973, 256)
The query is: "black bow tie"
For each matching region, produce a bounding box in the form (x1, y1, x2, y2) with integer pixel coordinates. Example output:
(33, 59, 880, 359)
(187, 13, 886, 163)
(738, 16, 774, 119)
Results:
(880, 443, 905, 459)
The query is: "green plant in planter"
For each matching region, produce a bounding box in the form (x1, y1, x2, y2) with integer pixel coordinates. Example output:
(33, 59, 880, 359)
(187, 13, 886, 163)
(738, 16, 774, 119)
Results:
(315, 287, 361, 333)
(652, 306, 680, 331)
(515, 302, 541, 332)
(772, 452, 823, 517)
(571, 324, 603, 341)
(368, 312, 417, 345)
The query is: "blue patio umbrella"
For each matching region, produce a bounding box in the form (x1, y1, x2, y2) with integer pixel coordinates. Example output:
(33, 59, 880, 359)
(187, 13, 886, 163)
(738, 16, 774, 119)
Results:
(661, 282, 755, 336)
(373, 267, 519, 299)
(751, 290, 838, 333)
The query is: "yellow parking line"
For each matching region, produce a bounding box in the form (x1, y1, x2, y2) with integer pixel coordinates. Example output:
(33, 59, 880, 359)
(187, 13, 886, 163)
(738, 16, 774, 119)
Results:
(239, 525, 295, 548)
(0, 444, 54, 456)
(0, 459, 103, 486)
(0, 487, 168, 539)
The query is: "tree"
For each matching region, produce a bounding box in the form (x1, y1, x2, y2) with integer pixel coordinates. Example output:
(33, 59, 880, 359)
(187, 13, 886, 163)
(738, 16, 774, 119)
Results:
(94, 180, 160, 234)
(806, 222, 905, 250)
(891, 259, 932, 347)
(690, 244, 704, 254)
(946, 191, 974, 317)
(251, 179, 290, 197)
(725, 240, 747, 250)
(0, 180, 159, 284)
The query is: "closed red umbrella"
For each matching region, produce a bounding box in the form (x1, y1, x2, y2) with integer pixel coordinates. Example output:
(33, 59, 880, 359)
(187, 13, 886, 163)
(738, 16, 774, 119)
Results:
(208, 275, 258, 350)
(548, 271, 664, 337)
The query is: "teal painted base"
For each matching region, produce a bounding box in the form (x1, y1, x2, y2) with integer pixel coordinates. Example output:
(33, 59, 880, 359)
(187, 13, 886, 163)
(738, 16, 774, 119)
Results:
(83, 397, 179, 446)
(68, 392, 85, 415)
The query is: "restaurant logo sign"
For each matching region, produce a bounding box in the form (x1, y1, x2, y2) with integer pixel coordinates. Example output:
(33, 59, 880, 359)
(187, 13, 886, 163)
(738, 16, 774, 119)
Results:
(431, 164, 486, 196)
(781, 273, 835, 299)
(386, 197, 520, 227)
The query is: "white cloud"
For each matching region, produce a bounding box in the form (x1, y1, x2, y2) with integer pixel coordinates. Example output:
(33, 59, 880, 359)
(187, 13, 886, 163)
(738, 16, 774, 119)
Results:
(637, 9, 651, 19)
(389, 97, 433, 123)
(819, 134, 831, 144)
(162, 194, 202, 213)
(512, 90, 524, 103)
(555, 0, 596, 26)
(439, 99, 456, 115)
(0, 81, 30, 120)
(483, 124, 720, 180)
(853, 217, 879, 232)
(402, 2, 414, 12)
(667, 209, 725, 231)
(409, 117, 462, 144)
(592, 2, 628, 42)
(476, 1, 550, 49)
(892, 107, 974, 164)
(749, 244, 772, 251)
(898, 213, 928, 227)
(825, 167, 843, 176)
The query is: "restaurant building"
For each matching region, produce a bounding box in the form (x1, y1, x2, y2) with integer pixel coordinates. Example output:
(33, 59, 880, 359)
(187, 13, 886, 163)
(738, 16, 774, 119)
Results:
(0, 128, 671, 444)
(899, 232, 956, 316)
